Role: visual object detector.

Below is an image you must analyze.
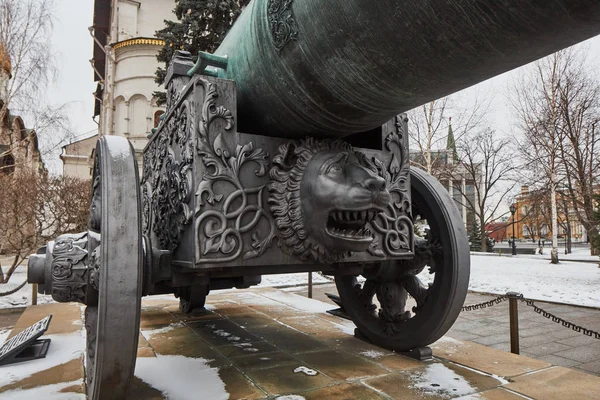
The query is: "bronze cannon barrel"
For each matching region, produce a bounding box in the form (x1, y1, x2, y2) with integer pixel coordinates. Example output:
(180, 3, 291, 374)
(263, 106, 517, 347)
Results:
(215, 0, 600, 138)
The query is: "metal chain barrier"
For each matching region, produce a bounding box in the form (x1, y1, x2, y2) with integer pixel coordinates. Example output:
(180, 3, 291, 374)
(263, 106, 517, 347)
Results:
(461, 292, 600, 340)
(516, 294, 600, 340)
(461, 294, 508, 311)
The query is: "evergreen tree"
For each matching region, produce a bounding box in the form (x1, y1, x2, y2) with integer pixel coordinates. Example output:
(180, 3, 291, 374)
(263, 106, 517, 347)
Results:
(469, 220, 482, 252)
(468, 220, 495, 252)
(154, 0, 249, 105)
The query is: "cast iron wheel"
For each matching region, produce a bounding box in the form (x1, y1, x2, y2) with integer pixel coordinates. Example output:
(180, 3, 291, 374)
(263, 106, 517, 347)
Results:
(85, 136, 143, 400)
(177, 285, 209, 313)
(335, 167, 470, 351)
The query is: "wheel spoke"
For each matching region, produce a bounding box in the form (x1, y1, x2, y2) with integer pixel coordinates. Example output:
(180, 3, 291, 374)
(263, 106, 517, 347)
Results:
(375, 281, 410, 324)
(401, 275, 429, 312)
(335, 167, 469, 351)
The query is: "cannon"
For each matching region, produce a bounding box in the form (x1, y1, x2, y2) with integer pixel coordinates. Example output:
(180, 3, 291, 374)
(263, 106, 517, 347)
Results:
(27, 1, 600, 398)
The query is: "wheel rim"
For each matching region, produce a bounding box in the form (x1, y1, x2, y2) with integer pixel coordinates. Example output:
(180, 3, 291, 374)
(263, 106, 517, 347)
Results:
(335, 167, 470, 351)
(85, 136, 143, 400)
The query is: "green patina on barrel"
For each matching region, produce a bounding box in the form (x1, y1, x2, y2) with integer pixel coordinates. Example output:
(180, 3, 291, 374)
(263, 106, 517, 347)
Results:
(215, 0, 600, 138)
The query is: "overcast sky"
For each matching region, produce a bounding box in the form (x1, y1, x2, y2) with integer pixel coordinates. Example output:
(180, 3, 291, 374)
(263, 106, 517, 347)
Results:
(46, 0, 600, 174)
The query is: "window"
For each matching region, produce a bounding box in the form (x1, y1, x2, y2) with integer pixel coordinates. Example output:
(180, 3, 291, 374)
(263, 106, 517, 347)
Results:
(130, 95, 148, 136)
(0, 153, 15, 175)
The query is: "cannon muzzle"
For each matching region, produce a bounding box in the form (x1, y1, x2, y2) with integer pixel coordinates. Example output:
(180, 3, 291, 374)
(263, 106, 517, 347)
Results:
(214, 0, 600, 138)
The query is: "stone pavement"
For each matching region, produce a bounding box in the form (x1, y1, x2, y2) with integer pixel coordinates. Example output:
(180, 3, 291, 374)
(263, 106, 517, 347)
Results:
(287, 283, 600, 377)
(2, 286, 600, 399)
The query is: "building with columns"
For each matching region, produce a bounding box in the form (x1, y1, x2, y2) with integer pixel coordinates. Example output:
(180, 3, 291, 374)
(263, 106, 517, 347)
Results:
(409, 120, 479, 232)
(509, 185, 588, 243)
(90, 0, 172, 160)
(63, 0, 174, 176)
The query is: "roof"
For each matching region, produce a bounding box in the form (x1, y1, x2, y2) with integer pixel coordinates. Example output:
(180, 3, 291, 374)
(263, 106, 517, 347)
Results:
(92, 0, 111, 82)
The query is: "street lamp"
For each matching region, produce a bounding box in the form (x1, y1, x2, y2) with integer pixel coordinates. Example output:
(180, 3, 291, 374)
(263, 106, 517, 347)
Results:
(509, 204, 517, 256)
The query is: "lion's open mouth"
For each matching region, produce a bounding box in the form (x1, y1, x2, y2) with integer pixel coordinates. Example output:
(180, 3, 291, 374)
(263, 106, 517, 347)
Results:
(325, 209, 378, 241)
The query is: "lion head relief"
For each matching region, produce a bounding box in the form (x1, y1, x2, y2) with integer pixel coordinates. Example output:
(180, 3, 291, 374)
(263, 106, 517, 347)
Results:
(268, 138, 391, 263)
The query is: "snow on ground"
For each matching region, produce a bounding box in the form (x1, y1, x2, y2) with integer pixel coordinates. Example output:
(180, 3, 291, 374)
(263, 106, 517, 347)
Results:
(260, 272, 331, 287)
(0, 331, 85, 387)
(476, 245, 600, 262)
(1, 252, 599, 312)
(0, 380, 85, 400)
(0, 266, 54, 309)
(462, 254, 600, 308)
(134, 355, 228, 400)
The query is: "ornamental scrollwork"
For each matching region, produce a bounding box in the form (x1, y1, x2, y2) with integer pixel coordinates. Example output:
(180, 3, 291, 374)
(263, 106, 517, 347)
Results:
(368, 115, 413, 257)
(50, 234, 89, 303)
(144, 100, 195, 251)
(195, 79, 276, 263)
(267, 0, 299, 51)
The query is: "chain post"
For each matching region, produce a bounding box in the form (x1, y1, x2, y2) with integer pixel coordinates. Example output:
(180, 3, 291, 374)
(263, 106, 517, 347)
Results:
(308, 272, 313, 298)
(507, 291, 520, 354)
(31, 283, 38, 306)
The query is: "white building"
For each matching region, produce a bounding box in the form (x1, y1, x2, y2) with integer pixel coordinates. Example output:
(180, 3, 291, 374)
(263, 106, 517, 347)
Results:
(60, 134, 98, 178)
(88, 0, 173, 164)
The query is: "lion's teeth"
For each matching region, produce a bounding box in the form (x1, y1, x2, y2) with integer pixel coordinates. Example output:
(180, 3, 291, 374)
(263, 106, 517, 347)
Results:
(368, 210, 375, 221)
(360, 210, 367, 220)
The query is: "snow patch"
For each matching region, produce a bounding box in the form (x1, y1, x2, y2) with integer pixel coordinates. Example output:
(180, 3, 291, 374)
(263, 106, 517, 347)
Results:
(0, 332, 85, 387)
(275, 396, 306, 400)
(293, 366, 318, 376)
(0, 379, 85, 400)
(141, 322, 184, 339)
(134, 355, 228, 400)
(0, 327, 11, 345)
(260, 273, 330, 287)
(409, 363, 477, 397)
(360, 350, 387, 359)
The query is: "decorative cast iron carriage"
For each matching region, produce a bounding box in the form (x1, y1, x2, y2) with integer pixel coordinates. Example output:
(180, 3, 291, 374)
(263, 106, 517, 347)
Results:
(25, 0, 600, 398)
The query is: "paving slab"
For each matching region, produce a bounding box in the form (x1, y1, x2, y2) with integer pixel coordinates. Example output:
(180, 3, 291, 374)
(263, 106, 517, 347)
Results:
(363, 361, 506, 399)
(2, 288, 600, 399)
(431, 337, 552, 377)
(505, 366, 600, 399)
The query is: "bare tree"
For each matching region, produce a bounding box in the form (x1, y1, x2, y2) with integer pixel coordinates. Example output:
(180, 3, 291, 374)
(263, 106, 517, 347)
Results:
(443, 128, 517, 252)
(0, 170, 43, 283)
(554, 52, 600, 255)
(0, 0, 73, 169)
(408, 93, 489, 180)
(513, 52, 573, 263)
(514, 48, 600, 259)
(0, 171, 91, 284)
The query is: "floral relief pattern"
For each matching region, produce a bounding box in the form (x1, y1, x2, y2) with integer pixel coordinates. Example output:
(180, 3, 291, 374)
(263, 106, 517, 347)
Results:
(194, 79, 276, 263)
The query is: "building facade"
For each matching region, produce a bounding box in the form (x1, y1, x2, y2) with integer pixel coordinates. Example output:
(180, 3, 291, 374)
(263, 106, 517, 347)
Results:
(409, 121, 479, 233)
(60, 134, 99, 178)
(509, 185, 588, 243)
(90, 0, 172, 163)
(0, 41, 44, 177)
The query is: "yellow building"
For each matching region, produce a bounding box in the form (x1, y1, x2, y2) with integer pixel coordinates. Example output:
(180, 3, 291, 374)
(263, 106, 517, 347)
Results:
(510, 186, 587, 243)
